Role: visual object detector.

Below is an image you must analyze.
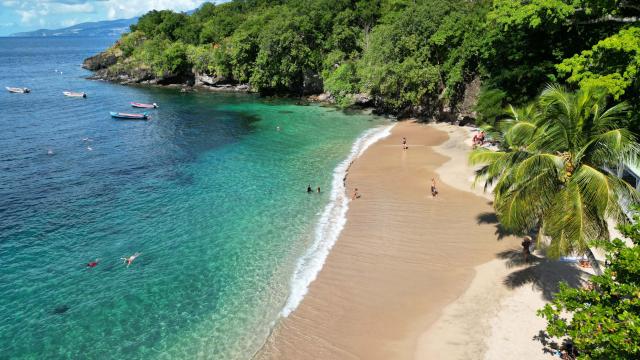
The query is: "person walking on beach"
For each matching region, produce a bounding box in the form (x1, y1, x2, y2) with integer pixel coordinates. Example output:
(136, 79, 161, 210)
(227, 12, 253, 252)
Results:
(402, 137, 408, 150)
(352, 188, 360, 200)
(430, 178, 438, 197)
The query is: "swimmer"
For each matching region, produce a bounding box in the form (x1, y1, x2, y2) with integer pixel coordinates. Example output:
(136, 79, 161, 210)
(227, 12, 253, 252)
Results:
(47, 149, 54, 155)
(307, 184, 313, 193)
(82, 137, 92, 142)
(87, 146, 93, 151)
(276, 126, 281, 132)
(121, 253, 141, 267)
(317, 186, 321, 193)
(86, 259, 99, 268)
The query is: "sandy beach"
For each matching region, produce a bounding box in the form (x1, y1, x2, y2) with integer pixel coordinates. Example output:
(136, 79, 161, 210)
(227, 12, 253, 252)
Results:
(255, 121, 531, 359)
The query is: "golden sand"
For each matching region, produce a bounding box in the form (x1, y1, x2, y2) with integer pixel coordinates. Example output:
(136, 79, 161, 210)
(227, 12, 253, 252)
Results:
(256, 121, 516, 359)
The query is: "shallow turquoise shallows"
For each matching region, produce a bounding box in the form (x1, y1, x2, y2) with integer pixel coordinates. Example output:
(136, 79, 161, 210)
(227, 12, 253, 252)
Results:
(0, 37, 385, 359)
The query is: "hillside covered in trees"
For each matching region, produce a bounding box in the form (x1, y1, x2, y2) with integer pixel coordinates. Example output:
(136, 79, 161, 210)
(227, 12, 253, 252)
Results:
(84, 0, 639, 125)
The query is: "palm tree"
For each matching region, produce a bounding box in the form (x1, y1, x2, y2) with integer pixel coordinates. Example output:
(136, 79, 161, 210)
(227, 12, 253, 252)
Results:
(470, 84, 640, 274)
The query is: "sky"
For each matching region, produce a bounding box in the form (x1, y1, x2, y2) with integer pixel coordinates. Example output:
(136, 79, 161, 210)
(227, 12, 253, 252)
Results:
(0, 0, 214, 36)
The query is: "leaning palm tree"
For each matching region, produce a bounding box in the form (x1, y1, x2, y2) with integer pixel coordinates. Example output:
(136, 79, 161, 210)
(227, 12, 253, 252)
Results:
(470, 84, 640, 274)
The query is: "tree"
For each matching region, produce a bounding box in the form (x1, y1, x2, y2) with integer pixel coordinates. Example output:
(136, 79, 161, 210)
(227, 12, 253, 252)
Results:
(538, 216, 640, 360)
(249, 12, 315, 93)
(557, 26, 640, 100)
(470, 85, 640, 274)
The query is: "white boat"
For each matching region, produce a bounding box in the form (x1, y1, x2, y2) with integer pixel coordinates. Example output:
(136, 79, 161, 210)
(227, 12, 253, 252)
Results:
(63, 91, 87, 98)
(6, 87, 30, 94)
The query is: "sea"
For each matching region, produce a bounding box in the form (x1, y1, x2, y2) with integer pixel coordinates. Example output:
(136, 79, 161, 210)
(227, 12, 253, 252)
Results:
(0, 37, 390, 359)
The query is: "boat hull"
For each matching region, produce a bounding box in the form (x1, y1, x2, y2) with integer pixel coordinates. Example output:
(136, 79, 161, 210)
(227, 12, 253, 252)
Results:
(6, 87, 30, 94)
(63, 91, 87, 98)
(110, 111, 149, 120)
(131, 102, 157, 109)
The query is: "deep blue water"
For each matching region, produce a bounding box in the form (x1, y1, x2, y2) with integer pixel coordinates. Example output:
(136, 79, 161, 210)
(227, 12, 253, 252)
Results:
(0, 37, 384, 359)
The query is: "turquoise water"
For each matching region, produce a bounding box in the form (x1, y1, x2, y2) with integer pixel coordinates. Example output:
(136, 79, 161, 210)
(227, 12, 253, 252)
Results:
(0, 37, 386, 358)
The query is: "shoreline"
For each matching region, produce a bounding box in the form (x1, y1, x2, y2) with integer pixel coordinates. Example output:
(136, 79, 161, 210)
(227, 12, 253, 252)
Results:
(255, 121, 518, 359)
(278, 124, 396, 318)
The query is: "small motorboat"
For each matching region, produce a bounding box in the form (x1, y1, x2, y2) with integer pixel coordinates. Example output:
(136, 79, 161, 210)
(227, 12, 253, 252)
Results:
(6, 87, 30, 94)
(63, 91, 87, 98)
(131, 102, 158, 109)
(110, 111, 149, 120)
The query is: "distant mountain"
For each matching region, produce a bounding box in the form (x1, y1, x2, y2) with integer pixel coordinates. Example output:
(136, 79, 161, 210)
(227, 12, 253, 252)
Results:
(10, 17, 138, 37)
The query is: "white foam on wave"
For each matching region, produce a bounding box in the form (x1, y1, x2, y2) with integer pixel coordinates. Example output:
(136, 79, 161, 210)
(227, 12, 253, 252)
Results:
(279, 123, 395, 317)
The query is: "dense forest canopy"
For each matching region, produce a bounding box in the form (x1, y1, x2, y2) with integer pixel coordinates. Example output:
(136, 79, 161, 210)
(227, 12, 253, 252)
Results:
(95, 0, 639, 126)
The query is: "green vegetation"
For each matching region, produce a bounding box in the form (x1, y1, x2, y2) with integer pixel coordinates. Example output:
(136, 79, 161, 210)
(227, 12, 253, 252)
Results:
(470, 85, 640, 274)
(96, 0, 638, 122)
(538, 216, 640, 359)
(93, 1, 640, 356)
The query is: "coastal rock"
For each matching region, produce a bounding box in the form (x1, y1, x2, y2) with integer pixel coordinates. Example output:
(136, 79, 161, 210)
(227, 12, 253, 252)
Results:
(302, 71, 323, 95)
(194, 72, 230, 87)
(353, 93, 373, 106)
(82, 52, 117, 71)
(458, 76, 481, 119)
(308, 92, 335, 103)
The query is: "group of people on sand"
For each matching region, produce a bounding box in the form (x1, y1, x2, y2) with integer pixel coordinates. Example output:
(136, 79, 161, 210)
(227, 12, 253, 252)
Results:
(472, 131, 486, 147)
(85, 252, 141, 269)
(349, 137, 439, 201)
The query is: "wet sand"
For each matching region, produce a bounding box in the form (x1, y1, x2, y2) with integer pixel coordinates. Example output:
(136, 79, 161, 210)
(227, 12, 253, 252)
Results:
(256, 121, 516, 359)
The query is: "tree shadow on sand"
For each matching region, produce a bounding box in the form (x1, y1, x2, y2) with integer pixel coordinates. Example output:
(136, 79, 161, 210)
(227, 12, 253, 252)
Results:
(496, 249, 590, 357)
(476, 212, 517, 240)
(496, 249, 589, 301)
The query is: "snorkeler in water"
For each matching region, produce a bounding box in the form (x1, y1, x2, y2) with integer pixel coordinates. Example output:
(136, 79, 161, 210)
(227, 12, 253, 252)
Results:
(86, 259, 99, 268)
(121, 253, 141, 267)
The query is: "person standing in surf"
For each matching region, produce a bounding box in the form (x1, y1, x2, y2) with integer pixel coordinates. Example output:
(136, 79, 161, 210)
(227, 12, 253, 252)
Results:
(430, 178, 438, 197)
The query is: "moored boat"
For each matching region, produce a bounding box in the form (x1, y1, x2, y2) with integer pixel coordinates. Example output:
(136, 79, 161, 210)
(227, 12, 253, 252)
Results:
(110, 111, 149, 120)
(131, 102, 158, 109)
(6, 87, 30, 94)
(63, 91, 87, 98)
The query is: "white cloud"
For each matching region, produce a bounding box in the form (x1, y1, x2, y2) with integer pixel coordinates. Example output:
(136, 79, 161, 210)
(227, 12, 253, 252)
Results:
(101, 0, 207, 19)
(51, 3, 95, 13)
(61, 18, 78, 26)
(17, 10, 36, 24)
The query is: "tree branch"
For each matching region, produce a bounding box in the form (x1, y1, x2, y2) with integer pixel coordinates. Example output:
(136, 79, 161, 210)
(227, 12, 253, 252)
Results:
(578, 15, 639, 24)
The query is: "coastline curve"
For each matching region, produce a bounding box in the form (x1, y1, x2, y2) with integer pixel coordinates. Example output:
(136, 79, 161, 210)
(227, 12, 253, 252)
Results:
(279, 123, 396, 318)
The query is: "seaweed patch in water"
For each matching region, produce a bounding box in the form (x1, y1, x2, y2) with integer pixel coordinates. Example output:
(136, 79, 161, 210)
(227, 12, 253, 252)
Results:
(52, 304, 70, 315)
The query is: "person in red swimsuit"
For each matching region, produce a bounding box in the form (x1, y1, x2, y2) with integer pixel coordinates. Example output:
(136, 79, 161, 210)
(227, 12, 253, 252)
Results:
(86, 259, 99, 268)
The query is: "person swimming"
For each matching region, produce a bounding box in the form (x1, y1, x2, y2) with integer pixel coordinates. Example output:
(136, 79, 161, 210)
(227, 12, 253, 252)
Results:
(86, 259, 99, 268)
(317, 186, 321, 193)
(307, 185, 313, 193)
(121, 253, 141, 267)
